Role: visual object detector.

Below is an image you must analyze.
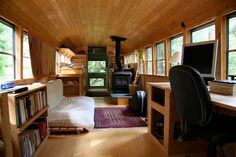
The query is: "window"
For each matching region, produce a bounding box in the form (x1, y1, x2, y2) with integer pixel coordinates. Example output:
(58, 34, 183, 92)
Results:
(156, 42, 165, 75)
(146, 46, 152, 74)
(170, 35, 183, 67)
(139, 50, 144, 74)
(129, 54, 133, 64)
(227, 12, 236, 78)
(0, 19, 15, 81)
(88, 61, 106, 73)
(134, 52, 138, 63)
(191, 22, 215, 43)
(55, 49, 59, 74)
(23, 33, 33, 78)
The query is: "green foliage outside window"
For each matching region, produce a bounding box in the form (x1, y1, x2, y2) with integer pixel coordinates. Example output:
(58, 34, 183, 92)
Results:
(228, 16, 236, 76)
(0, 21, 14, 81)
(88, 61, 106, 73)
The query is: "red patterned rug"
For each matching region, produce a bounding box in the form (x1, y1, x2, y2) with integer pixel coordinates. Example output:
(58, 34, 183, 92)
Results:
(94, 107, 147, 128)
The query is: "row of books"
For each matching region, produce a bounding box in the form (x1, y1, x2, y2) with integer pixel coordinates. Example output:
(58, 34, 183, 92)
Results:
(20, 119, 48, 157)
(16, 91, 47, 127)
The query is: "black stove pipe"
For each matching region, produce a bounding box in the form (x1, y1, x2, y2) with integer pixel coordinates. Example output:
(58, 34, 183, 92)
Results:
(110, 36, 127, 71)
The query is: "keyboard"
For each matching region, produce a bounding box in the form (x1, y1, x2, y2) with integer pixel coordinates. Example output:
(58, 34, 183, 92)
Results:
(211, 80, 236, 84)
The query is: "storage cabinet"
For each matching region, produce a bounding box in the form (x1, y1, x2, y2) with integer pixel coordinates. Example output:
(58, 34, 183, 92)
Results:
(7, 84, 49, 157)
(57, 74, 86, 96)
(147, 82, 207, 156)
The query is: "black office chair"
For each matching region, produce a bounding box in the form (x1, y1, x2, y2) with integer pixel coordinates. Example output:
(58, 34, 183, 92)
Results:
(169, 65, 236, 157)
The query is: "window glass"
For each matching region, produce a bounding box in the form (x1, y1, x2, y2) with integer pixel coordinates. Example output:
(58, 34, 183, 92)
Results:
(146, 47, 152, 74)
(88, 61, 106, 73)
(0, 54, 14, 81)
(156, 42, 165, 75)
(170, 35, 183, 67)
(129, 54, 133, 63)
(89, 78, 104, 87)
(139, 50, 144, 74)
(0, 20, 15, 81)
(228, 16, 236, 50)
(134, 53, 137, 63)
(0, 21, 13, 54)
(227, 13, 236, 77)
(192, 24, 215, 43)
(23, 33, 33, 78)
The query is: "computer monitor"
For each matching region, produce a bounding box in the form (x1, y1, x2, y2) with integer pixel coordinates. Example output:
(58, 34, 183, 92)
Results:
(181, 40, 218, 78)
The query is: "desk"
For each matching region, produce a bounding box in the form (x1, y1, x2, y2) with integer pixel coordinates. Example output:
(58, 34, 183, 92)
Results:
(147, 82, 236, 156)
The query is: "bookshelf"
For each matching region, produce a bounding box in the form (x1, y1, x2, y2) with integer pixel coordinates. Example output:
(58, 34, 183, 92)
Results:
(7, 84, 49, 157)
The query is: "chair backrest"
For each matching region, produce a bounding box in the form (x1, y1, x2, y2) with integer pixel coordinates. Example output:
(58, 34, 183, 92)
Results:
(169, 65, 212, 126)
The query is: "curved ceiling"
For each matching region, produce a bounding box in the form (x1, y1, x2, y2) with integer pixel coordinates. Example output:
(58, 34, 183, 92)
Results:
(0, 0, 235, 53)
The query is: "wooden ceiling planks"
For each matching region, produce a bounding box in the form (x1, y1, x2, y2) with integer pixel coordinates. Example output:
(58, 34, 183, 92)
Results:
(0, 0, 235, 53)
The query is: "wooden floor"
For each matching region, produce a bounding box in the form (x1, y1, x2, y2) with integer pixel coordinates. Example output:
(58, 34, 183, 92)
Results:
(37, 97, 204, 157)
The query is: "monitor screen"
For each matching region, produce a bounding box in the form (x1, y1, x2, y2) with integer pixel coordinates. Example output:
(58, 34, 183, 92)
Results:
(181, 40, 218, 78)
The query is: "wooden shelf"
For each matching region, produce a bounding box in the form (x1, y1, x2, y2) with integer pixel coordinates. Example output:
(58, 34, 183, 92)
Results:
(147, 82, 208, 156)
(7, 85, 49, 157)
(9, 84, 46, 98)
(16, 107, 48, 134)
(63, 84, 80, 87)
(57, 72, 86, 96)
(32, 134, 49, 157)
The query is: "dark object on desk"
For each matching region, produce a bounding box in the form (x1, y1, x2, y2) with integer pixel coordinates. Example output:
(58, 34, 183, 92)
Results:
(169, 65, 236, 157)
(228, 75, 236, 80)
(6, 86, 28, 94)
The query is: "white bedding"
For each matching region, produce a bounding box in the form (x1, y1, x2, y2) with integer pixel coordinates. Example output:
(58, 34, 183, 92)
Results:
(47, 79, 95, 131)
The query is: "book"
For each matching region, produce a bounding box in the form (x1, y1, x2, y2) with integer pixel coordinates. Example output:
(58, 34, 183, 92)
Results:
(208, 80, 236, 96)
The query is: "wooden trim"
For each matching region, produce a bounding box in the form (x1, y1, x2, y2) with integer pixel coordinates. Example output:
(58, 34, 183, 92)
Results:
(217, 15, 227, 80)
(165, 38, 170, 76)
(152, 44, 156, 75)
(183, 29, 191, 45)
(14, 27, 21, 79)
(0, 93, 13, 157)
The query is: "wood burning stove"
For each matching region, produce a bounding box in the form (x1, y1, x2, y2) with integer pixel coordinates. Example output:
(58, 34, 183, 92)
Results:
(112, 71, 132, 93)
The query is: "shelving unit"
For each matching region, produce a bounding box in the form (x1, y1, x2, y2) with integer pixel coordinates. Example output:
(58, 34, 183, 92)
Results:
(0, 93, 13, 157)
(7, 84, 49, 157)
(147, 82, 207, 156)
(57, 73, 86, 96)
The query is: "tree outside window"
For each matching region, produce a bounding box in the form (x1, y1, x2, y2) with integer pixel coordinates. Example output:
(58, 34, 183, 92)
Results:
(227, 13, 236, 78)
(0, 20, 15, 81)
(146, 47, 152, 74)
(191, 23, 215, 43)
(170, 35, 183, 67)
(156, 42, 165, 75)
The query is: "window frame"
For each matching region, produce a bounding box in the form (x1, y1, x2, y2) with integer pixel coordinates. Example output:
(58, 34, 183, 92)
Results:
(0, 18, 16, 80)
(226, 12, 236, 77)
(156, 41, 165, 75)
(190, 21, 215, 43)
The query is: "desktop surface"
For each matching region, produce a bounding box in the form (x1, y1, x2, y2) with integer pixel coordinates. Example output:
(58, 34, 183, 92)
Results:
(211, 80, 236, 84)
